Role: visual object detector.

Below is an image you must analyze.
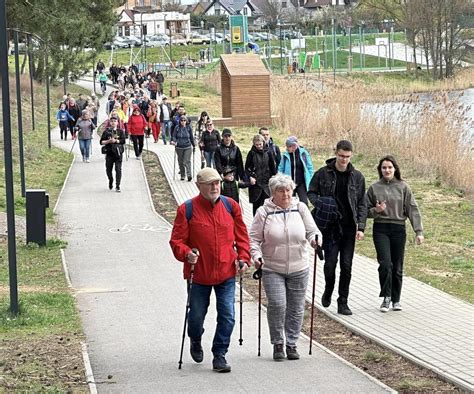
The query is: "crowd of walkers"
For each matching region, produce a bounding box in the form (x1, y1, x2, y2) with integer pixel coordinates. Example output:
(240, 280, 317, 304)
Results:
(58, 73, 424, 374)
(170, 130, 424, 372)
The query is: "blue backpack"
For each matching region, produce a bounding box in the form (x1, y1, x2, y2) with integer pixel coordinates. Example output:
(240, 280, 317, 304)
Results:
(185, 195, 234, 222)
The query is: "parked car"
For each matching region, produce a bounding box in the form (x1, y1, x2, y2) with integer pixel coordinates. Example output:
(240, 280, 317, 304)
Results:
(148, 36, 170, 47)
(188, 32, 209, 45)
(171, 34, 188, 46)
(103, 36, 129, 49)
(123, 35, 143, 47)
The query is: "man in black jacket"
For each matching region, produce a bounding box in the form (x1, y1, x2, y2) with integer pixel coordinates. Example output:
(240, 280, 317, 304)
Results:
(259, 127, 281, 168)
(100, 116, 126, 192)
(307, 140, 367, 316)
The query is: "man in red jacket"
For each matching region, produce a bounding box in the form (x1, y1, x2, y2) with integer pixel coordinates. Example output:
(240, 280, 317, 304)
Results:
(170, 168, 251, 373)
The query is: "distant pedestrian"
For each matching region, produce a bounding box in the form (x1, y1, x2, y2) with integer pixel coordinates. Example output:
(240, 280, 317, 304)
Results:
(67, 98, 81, 140)
(308, 140, 367, 316)
(147, 101, 161, 143)
(56, 102, 74, 140)
(366, 155, 424, 313)
(159, 96, 172, 144)
(169, 167, 251, 373)
(278, 136, 314, 205)
(100, 116, 125, 192)
(127, 104, 147, 159)
(75, 109, 95, 163)
(249, 174, 322, 361)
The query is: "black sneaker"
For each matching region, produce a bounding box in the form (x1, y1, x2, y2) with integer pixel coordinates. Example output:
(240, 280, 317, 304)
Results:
(187, 176, 192, 182)
(337, 303, 352, 316)
(321, 289, 332, 307)
(190, 339, 203, 363)
(115, 186, 121, 193)
(108, 181, 113, 190)
(273, 344, 285, 361)
(286, 346, 300, 360)
(180, 177, 185, 181)
(212, 355, 231, 373)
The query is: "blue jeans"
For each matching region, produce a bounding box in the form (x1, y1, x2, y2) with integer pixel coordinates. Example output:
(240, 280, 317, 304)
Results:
(79, 139, 91, 160)
(203, 151, 215, 168)
(161, 120, 172, 143)
(187, 277, 235, 357)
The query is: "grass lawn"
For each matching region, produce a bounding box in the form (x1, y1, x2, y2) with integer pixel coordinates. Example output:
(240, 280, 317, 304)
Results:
(0, 79, 89, 391)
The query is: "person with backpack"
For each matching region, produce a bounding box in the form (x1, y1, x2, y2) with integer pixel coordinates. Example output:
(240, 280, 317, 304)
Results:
(169, 167, 251, 373)
(171, 116, 195, 181)
(100, 116, 126, 192)
(278, 136, 314, 205)
(147, 101, 161, 143)
(127, 104, 148, 159)
(75, 109, 96, 163)
(249, 174, 322, 361)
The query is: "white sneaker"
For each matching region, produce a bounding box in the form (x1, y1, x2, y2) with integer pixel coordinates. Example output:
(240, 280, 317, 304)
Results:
(392, 302, 403, 311)
(380, 297, 391, 313)
(86, 159, 90, 163)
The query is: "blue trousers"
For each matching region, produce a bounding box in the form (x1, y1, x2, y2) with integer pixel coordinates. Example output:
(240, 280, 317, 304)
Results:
(187, 277, 235, 357)
(79, 139, 91, 160)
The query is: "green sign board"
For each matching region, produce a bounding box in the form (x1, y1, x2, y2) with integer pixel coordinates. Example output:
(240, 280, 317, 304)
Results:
(299, 53, 307, 71)
(229, 15, 248, 52)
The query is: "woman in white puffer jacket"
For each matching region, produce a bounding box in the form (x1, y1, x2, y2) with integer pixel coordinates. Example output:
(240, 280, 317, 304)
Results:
(249, 174, 322, 362)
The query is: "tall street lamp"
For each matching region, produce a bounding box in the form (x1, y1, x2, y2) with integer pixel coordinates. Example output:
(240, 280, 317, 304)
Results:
(278, 19, 283, 74)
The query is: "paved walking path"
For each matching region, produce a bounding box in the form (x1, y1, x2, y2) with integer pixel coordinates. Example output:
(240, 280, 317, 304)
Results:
(146, 139, 474, 392)
(53, 83, 390, 392)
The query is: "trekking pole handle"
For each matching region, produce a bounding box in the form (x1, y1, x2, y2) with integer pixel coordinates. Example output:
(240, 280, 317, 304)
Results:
(314, 235, 324, 261)
(253, 258, 263, 280)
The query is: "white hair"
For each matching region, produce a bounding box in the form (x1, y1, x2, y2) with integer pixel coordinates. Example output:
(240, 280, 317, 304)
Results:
(268, 174, 295, 195)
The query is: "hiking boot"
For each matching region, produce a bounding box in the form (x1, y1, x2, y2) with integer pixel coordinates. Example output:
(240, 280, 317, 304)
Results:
(321, 289, 332, 308)
(392, 301, 403, 311)
(380, 297, 391, 313)
(337, 303, 353, 316)
(212, 355, 231, 373)
(273, 344, 285, 361)
(286, 346, 300, 360)
(190, 339, 203, 363)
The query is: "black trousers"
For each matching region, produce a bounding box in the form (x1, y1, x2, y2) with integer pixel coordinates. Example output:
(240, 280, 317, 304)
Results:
(293, 183, 308, 205)
(130, 135, 144, 157)
(322, 227, 356, 303)
(105, 155, 122, 187)
(252, 190, 269, 216)
(373, 223, 406, 302)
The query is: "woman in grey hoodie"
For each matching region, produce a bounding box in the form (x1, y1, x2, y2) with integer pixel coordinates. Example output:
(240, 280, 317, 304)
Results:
(249, 174, 322, 361)
(366, 155, 424, 313)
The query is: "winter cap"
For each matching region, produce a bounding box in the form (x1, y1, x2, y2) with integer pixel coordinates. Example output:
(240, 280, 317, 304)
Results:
(197, 168, 221, 184)
(286, 135, 299, 147)
(222, 166, 235, 176)
(222, 128, 232, 137)
(109, 116, 119, 121)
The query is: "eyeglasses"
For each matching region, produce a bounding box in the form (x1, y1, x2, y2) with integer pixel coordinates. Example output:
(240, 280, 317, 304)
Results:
(337, 153, 352, 160)
(206, 123, 213, 127)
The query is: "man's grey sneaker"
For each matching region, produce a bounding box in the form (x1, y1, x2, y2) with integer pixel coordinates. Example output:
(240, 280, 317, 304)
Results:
(212, 355, 231, 373)
(115, 186, 121, 193)
(321, 289, 332, 308)
(286, 346, 300, 360)
(337, 303, 353, 315)
(392, 301, 403, 311)
(273, 344, 285, 361)
(380, 297, 391, 313)
(190, 339, 203, 363)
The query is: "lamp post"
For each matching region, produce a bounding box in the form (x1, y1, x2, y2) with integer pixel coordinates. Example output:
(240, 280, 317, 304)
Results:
(332, 18, 336, 82)
(0, 0, 19, 316)
(27, 34, 35, 131)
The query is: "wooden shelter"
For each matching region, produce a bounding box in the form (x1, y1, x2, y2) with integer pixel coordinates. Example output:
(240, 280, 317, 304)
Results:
(215, 54, 272, 127)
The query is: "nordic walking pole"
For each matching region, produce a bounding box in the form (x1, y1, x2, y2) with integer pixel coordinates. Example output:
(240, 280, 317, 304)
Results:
(173, 147, 177, 181)
(192, 147, 195, 179)
(69, 136, 77, 155)
(145, 128, 149, 158)
(253, 258, 263, 356)
(178, 248, 200, 370)
(309, 235, 323, 355)
(238, 261, 244, 346)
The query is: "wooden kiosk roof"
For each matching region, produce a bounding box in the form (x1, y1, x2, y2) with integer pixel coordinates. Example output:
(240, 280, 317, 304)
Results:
(220, 54, 270, 76)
